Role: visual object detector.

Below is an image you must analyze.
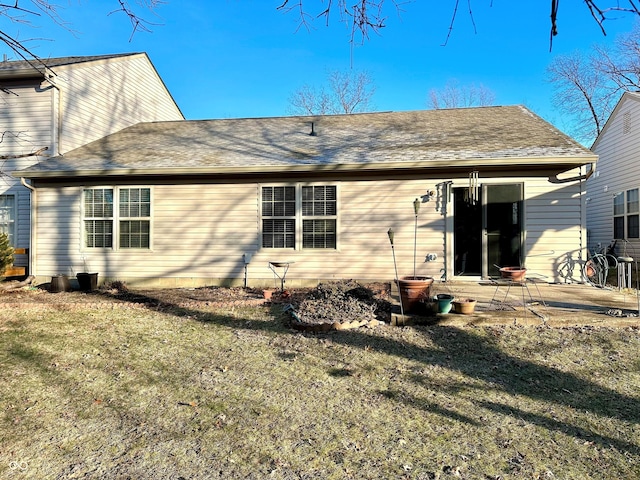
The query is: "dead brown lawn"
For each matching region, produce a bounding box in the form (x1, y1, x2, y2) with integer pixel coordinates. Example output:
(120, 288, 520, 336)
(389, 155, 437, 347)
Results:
(1, 285, 639, 479)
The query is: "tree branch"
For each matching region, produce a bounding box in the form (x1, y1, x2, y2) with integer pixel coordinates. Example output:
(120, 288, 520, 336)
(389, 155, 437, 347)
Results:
(0, 146, 48, 160)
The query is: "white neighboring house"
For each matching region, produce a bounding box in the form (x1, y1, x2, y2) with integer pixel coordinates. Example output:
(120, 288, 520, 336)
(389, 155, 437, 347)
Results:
(588, 91, 640, 260)
(0, 53, 184, 274)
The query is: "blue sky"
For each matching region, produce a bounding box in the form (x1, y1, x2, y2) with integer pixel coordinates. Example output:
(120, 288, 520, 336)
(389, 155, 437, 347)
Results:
(3, 1, 638, 133)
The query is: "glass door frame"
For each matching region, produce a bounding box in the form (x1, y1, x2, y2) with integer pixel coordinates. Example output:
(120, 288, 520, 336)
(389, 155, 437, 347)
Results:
(448, 181, 525, 280)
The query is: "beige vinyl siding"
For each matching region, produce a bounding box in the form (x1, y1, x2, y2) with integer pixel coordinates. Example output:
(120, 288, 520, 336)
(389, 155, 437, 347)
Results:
(590, 95, 640, 256)
(57, 54, 183, 153)
(0, 82, 51, 259)
(525, 176, 585, 283)
(2, 54, 184, 271)
(0, 82, 53, 172)
(336, 180, 444, 281)
(32, 188, 81, 275)
(32, 175, 585, 286)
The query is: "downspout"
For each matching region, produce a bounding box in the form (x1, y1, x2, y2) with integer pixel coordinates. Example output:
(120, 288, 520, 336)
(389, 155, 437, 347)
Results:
(41, 74, 62, 155)
(50, 77, 62, 155)
(579, 165, 584, 272)
(21, 74, 60, 281)
(20, 177, 36, 279)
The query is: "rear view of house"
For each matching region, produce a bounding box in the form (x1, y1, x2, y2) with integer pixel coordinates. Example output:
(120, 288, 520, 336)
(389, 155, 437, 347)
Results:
(0, 53, 184, 274)
(17, 106, 595, 287)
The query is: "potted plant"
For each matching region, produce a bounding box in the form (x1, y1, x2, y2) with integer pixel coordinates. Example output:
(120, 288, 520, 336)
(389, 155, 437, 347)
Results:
(388, 199, 434, 315)
(499, 266, 527, 282)
(452, 298, 477, 315)
(436, 293, 455, 314)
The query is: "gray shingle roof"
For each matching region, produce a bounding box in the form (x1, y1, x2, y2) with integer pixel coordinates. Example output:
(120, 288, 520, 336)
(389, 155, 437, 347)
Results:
(0, 53, 139, 76)
(18, 106, 596, 178)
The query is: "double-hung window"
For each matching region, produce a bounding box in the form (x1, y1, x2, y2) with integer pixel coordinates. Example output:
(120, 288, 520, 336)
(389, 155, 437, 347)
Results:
(261, 184, 337, 249)
(302, 185, 337, 248)
(613, 188, 639, 239)
(0, 194, 16, 245)
(83, 187, 151, 249)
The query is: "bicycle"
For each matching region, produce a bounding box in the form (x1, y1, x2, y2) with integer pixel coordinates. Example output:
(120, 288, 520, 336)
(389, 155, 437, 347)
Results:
(582, 243, 618, 288)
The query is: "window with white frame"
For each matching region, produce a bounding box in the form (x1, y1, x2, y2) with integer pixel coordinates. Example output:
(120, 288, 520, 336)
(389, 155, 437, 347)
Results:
(613, 188, 639, 239)
(83, 187, 151, 249)
(0, 195, 16, 245)
(261, 184, 337, 249)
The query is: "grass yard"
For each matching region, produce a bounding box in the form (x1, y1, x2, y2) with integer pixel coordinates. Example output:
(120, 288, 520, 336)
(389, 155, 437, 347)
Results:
(1, 296, 640, 479)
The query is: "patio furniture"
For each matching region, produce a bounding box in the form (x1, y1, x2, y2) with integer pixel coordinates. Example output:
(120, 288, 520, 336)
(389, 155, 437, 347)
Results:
(617, 256, 634, 290)
(489, 274, 547, 321)
(268, 261, 294, 291)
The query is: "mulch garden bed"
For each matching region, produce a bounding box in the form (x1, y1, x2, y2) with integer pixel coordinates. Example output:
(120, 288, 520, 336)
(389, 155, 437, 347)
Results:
(1, 279, 395, 331)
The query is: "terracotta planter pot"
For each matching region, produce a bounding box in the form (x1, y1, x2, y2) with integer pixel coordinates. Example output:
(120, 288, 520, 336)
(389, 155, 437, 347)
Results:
(263, 289, 275, 300)
(499, 267, 527, 282)
(397, 276, 434, 314)
(453, 298, 477, 315)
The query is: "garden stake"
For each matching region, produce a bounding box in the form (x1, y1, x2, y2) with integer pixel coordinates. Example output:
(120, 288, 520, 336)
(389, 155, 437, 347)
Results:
(413, 198, 421, 279)
(387, 228, 404, 322)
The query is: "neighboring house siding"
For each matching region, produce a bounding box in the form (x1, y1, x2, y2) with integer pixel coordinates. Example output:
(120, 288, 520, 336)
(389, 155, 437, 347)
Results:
(589, 93, 640, 258)
(31, 176, 585, 286)
(1, 53, 183, 269)
(15, 189, 30, 249)
(0, 81, 52, 255)
(57, 54, 183, 153)
(0, 82, 53, 166)
(31, 187, 80, 275)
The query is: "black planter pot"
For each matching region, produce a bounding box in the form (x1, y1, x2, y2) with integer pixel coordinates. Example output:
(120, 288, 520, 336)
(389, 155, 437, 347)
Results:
(76, 272, 98, 292)
(50, 275, 71, 293)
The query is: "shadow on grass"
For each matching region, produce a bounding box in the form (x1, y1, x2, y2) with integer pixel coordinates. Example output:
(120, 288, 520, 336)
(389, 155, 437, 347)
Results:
(92, 288, 640, 455)
(478, 400, 640, 455)
(380, 388, 482, 426)
(329, 326, 640, 455)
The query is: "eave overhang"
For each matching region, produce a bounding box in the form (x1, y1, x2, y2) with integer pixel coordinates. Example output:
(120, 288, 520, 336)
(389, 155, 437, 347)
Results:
(15, 155, 597, 180)
(0, 68, 47, 80)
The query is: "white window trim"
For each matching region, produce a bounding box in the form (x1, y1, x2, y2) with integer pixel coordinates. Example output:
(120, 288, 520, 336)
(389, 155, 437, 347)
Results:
(613, 188, 640, 240)
(81, 186, 154, 251)
(259, 183, 340, 251)
(0, 194, 16, 246)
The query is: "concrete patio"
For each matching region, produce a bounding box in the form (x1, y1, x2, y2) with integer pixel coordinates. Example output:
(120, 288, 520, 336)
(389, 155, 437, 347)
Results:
(392, 281, 640, 328)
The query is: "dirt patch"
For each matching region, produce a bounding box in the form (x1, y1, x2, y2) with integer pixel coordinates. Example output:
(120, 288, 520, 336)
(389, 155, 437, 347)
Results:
(0, 280, 394, 326)
(285, 280, 391, 322)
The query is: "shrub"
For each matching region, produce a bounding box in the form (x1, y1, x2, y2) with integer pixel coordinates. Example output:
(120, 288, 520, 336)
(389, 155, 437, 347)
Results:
(0, 233, 14, 277)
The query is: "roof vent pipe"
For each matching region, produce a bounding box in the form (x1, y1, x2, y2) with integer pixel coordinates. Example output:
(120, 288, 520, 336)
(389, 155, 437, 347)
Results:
(309, 122, 317, 136)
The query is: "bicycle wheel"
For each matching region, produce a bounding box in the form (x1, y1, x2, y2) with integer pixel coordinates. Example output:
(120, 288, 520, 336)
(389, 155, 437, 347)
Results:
(594, 253, 619, 287)
(583, 257, 605, 287)
(605, 254, 619, 270)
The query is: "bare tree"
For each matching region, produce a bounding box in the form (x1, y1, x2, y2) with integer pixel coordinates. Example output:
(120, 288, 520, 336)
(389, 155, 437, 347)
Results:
(288, 70, 375, 115)
(547, 23, 640, 144)
(547, 52, 613, 143)
(428, 80, 496, 109)
(591, 26, 640, 93)
(0, 1, 161, 65)
(277, 0, 640, 49)
(0, 1, 162, 176)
